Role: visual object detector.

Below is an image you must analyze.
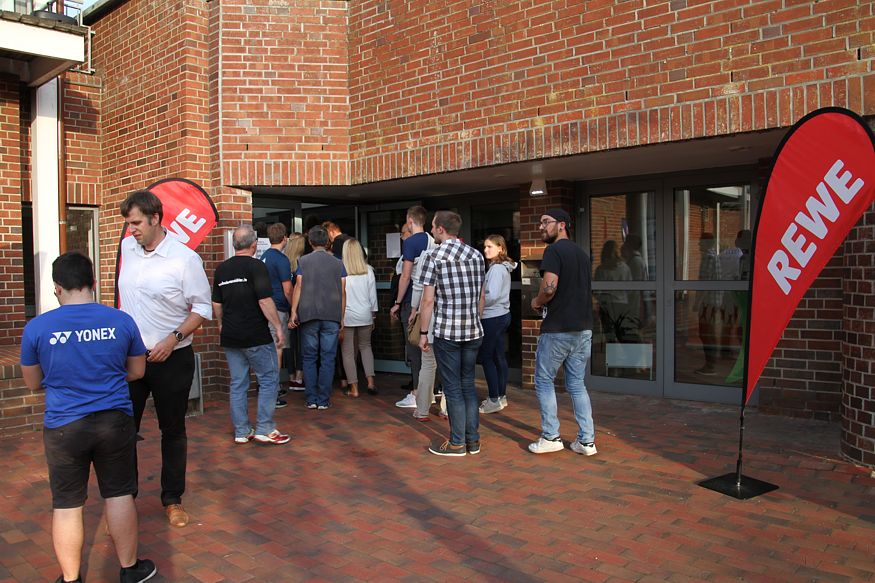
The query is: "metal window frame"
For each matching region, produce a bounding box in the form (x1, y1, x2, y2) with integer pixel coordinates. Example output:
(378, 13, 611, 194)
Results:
(579, 167, 760, 404)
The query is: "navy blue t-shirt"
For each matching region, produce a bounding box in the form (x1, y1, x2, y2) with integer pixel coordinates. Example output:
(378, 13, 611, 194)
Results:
(20, 303, 147, 429)
(400, 232, 429, 304)
(261, 248, 292, 312)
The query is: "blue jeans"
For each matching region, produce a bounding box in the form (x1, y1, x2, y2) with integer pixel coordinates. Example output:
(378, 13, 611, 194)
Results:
(479, 312, 511, 400)
(224, 344, 279, 438)
(534, 330, 595, 444)
(433, 336, 483, 446)
(301, 320, 340, 407)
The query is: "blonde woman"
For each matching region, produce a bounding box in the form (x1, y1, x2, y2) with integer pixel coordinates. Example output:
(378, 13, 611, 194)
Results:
(283, 233, 306, 390)
(340, 238, 378, 397)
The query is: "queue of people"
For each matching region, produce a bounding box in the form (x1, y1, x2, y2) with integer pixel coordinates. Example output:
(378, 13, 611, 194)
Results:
(21, 191, 598, 582)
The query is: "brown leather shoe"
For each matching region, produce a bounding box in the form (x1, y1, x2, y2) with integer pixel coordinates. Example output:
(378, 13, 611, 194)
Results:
(165, 504, 189, 527)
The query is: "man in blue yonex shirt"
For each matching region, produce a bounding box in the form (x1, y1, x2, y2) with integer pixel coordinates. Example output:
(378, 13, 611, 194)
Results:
(20, 252, 156, 583)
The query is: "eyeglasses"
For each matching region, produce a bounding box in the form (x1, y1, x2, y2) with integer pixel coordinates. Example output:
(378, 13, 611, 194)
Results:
(538, 219, 558, 227)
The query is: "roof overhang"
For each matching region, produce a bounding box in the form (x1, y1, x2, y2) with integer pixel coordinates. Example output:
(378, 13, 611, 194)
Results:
(0, 11, 86, 87)
(249, 128, 788, 203)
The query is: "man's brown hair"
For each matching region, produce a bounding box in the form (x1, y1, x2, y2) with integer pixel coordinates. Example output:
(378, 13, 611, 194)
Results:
(407, 206, 427, 228)
(267, 222, 287, 244)
(433, 210, 462, 236)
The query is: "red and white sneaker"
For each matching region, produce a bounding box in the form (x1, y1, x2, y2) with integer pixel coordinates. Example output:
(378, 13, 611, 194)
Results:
(288, 379, 305, 392)
(253, 430, 290, 445)
(234, 428, 255, 444)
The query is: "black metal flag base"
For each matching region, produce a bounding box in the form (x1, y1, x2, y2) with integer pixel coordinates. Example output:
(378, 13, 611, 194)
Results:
(698, 473, 779, 500)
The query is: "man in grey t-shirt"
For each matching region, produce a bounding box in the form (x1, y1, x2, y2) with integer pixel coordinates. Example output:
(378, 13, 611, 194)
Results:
(290, 225, 347, 409)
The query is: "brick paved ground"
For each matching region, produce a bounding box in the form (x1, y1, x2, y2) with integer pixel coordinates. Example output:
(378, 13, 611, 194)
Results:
(1, 378, 873, 582)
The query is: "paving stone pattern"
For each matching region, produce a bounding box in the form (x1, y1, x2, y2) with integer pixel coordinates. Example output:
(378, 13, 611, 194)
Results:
(1, 379, 873, 582)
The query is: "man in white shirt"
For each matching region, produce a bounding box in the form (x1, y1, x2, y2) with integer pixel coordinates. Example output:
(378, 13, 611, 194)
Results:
(117, 190, 212, 528)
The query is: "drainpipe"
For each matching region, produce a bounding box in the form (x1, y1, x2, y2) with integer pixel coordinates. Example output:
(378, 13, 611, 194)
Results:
(57, 74, 67, 254)
(56, 0, 67, 253)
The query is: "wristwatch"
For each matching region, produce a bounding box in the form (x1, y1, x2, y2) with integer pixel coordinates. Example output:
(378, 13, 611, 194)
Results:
(394, 301, 402, 306)
(420, 330, 428, 335)
(172, 330, 185, 342)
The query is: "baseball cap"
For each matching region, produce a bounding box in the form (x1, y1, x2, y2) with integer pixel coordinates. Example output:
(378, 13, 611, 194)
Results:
(544, 208, 573, 226)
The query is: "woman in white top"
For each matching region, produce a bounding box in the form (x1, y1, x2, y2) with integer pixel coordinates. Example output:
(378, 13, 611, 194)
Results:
(479, 235, 517, 414)
(340, 238, 378, 397)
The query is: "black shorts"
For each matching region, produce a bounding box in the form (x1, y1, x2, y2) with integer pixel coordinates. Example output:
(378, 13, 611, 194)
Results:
(43, 410, 137, 509)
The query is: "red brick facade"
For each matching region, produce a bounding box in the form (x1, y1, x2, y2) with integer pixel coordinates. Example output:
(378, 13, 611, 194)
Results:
(0, 0, 872, 466)
(347, 0, 875, 183)
(217, 0, 350, 187)
(842, 202, 875, 467)
(0, 77, 25, 347)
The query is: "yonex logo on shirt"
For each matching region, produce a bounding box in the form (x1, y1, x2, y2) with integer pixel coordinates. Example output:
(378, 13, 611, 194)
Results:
(49, 331, 72, 345)
(49, 328, 117, 345)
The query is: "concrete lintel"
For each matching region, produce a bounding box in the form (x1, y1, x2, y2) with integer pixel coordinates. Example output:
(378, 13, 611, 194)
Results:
(0, 19, 84, 62)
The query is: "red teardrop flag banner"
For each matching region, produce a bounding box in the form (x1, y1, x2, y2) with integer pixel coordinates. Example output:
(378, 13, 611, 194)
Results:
(119, 178, 218, 249)
(114, 178, 219, 307)
(746, 108, 875, 403)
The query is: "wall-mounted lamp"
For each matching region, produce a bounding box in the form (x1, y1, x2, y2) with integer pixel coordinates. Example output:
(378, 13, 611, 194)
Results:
(529, 177, 546, 197)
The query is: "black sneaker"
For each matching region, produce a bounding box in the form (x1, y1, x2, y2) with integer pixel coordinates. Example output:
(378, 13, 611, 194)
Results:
(120, 558, 156, 583)
(278, 387, 288, 397)
(466, 441, 481, 455)
(54, 576, 82, 583)
(275, 399, 288, 409)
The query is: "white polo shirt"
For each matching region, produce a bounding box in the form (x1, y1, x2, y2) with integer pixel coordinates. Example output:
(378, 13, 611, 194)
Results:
(117, 231, 212, 350)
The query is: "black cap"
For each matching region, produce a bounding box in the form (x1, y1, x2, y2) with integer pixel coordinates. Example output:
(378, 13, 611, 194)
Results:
(544, 207, 573, 226)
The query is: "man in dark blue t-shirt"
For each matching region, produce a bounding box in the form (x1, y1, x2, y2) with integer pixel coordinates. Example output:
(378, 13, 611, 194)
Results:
(20, 252, 156, 583)
(527, 208, 598, 458)
(389, 205, 432, 408)
(262, 222, 293, 407)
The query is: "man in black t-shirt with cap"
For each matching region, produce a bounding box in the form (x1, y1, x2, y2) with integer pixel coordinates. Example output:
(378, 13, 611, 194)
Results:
(527, 208, 598, 457)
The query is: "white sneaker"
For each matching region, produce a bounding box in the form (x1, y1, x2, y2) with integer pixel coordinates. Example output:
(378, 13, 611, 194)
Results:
(395, 393, 416, 408)
(528, 436, 565, 454)
(570, 440, 598, 456)
(499, 396, 508, 408)
(479, 399, 504, 414)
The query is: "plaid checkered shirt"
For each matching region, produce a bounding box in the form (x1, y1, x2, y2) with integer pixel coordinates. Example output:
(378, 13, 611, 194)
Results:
(418, 238, 485, 342)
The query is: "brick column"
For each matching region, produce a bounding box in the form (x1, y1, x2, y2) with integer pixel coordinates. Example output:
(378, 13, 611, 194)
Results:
(0, 76, 25, 345)
(841, 198, 875, 469)
(519, 181, 575, 390)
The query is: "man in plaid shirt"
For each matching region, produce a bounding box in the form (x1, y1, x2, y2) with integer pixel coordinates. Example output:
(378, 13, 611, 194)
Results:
(417, 211, 486, 456)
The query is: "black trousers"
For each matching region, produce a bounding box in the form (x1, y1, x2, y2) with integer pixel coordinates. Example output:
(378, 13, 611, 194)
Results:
(129, 345, 195, 506)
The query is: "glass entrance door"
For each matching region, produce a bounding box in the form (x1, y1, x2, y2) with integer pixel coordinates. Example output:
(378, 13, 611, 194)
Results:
(665, 181, 755, 402)
(586, 187, 660, 396)
(584, 171, 758, 403)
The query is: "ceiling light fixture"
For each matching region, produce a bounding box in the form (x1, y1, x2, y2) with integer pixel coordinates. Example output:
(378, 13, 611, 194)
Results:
(529, 177, 546, 197)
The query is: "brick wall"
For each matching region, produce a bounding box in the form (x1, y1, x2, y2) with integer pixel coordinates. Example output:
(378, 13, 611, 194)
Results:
(92, 0, 213, 306)
(0, 361, 43, 437)
(348, 0, 875, 183)
(63, 72, 102, 207)
(841, 201, 875, 467)
(89, 0, 227, 392)
(217, 0, 350, 187)
(0, 76, 25, 346)
(758, 255, 845, 420)
(45, 0, 873, 447)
